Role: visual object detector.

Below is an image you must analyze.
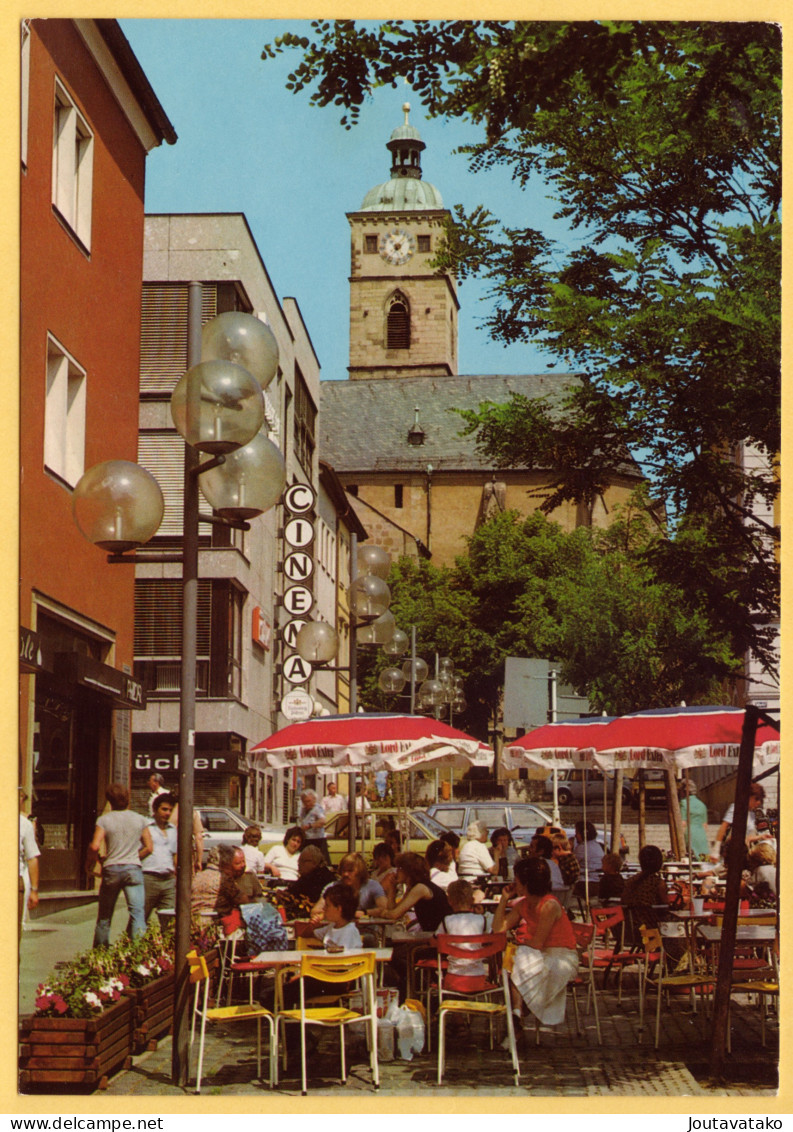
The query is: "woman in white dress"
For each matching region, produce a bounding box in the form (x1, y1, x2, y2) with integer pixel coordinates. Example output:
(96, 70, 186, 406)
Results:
(493, 856, 579, 1027)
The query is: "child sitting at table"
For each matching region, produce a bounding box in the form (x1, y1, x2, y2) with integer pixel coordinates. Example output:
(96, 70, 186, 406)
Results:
(312, 884, 363, 951)
(598, 853, 625, 902)
(436, 879, 490, 992)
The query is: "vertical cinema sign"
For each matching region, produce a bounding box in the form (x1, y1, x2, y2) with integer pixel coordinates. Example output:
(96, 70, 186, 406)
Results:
(279, 483, 316, 693)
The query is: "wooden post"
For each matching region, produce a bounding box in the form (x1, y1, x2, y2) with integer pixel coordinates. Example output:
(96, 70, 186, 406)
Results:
(709, 706, 760, 1078)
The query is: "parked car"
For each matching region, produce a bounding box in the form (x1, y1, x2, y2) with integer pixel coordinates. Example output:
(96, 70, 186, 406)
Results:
(629, 769, 668, 808)
(544, 769, 633, 808)
(196, 806, 286, 865)
(322, 807, 448, 865)
(423, 801, 571, 845)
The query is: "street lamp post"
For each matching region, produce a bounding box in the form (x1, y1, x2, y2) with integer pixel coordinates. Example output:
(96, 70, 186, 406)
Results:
(72, 295, 285, 1086)
(294, 538, 393, 851)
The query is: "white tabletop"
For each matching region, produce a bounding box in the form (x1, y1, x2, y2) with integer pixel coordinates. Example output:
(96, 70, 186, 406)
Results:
(698, 924, 776, 943)
(249, 947, 393, 964)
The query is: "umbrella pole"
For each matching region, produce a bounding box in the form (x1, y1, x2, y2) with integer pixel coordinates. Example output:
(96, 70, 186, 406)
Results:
(684, 770, 693, 901)
(582, 775, 589, 915)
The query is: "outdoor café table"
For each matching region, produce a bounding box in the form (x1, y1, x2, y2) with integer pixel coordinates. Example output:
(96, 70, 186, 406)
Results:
(387, 930, 435, 999)
(356, 916, 394, 947)
(668, 907, 715, 970)
(696, 922, 777, 972)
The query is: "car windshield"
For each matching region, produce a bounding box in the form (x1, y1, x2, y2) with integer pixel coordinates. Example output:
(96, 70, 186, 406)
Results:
(414, 812, 446, 836)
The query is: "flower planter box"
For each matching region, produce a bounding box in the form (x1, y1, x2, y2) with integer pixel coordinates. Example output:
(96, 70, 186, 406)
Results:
(19, 995, 133, 1091)
(126, 973, 175, 1054)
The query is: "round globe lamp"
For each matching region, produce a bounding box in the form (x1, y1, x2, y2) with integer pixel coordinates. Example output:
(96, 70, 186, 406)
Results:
(199, 432, 286, 518)
(379, 667, 407, 694)
(418, 678, 446, 708)
(357, 544, 391, 580)
(296, 621, 339, 664)
(72, 460, 164, 552)
(348, 574, 390, 621)
(357, 610, 395, 646)
(202, 311, 279, 391)
(382, 628, 409, 658)
(171, 359, 264, 454)
(401, 656, 429, 684)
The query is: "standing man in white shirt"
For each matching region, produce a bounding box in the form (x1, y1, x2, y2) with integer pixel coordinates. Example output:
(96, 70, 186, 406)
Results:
(321, 780, 347, 815)
(143, 792, 178, 927)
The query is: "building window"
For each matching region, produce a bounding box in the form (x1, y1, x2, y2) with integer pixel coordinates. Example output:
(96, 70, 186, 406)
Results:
(52, 78, 94, 249)
(365, 235, 378, 253)
(44, 335, 86, 487)
(134, 578, 244, 700)
(417, 235, 430, 253)
(294, 364, 316, 473)
(394, 484, 404, 508)
(387, 293, 410, 349)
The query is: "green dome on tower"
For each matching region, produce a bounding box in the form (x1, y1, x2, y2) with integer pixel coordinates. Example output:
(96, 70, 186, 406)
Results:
(360, 103, 444, 211)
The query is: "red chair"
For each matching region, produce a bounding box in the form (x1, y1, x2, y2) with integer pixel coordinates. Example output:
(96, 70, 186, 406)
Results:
(568, 921, 602, 1044)
(435, 933, 519, 1086)
(587, 906, 643, 1002)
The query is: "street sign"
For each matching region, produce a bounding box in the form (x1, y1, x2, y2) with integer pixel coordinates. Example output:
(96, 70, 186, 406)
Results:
(283, 483, 316, 515)
(281, 689, 315, 721)
(283, 653, 313, 684)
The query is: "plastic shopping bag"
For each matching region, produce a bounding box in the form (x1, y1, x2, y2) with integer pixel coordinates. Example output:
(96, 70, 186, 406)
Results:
(395, 998, 426, 1060)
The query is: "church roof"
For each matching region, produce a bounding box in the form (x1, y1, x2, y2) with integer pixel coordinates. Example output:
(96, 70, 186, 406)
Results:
(320, 373, 587, 474)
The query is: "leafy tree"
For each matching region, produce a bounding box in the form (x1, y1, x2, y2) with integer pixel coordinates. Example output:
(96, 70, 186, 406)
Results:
(360, 505, 736, 734)
(264, 20, 780, 676)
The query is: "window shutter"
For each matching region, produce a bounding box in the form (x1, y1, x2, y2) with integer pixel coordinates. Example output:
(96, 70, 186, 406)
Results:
(134, 578, 212, 657)
(387, 300, 410, 349)
(140, 283, 218, 395)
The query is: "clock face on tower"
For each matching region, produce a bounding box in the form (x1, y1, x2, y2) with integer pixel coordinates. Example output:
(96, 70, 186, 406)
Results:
(379, 228, 417, 266)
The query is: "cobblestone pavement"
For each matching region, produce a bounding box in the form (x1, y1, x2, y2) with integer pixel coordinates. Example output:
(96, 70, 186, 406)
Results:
(94, 974, 777, 1100)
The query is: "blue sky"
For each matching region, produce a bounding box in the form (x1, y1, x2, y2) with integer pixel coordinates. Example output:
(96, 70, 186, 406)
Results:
(120, 19, 581, 382)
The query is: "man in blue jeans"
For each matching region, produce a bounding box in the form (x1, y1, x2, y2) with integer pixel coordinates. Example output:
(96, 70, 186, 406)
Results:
(86, 783, 153, 948)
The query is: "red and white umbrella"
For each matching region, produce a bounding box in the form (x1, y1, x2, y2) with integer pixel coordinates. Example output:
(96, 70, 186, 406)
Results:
(502, 716, 614, 772)
(249, 712, 489, 772)
(589, 705, 780, 772)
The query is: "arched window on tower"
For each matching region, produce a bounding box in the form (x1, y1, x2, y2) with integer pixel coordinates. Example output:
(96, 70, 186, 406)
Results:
(387, 292, 410, 349)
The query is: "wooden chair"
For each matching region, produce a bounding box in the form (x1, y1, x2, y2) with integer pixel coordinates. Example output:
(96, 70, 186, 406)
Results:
(637, 926, 715, 1048)
(187, 950, 276, 1094)
(275, 951, 379, 1096)
(436, 933, 519, 1086)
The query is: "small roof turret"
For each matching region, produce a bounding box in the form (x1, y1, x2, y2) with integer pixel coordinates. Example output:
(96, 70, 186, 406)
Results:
(360, 102, 444, 211)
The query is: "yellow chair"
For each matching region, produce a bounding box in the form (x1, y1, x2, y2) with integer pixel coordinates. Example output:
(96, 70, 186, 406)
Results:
(275, 950, 379, 1096)
(638, 926, 716, 1049)
(187, 950, 276, 1094)
(729, 946, 779, 1050)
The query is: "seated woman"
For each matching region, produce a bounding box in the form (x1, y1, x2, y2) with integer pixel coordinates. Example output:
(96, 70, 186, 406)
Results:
(310, 851, 386, 923)
(492, 827, 519, 875)
(620, 844, 669, 945)
(458, 820, 502, 880)
(371, 841, 398, 902)
(240, 825, 267, 874)
(426, 839, 455, 891)
(493, 856, 579, 1028)
(381, 851, 452, 932)
(262, 826, 305, 881)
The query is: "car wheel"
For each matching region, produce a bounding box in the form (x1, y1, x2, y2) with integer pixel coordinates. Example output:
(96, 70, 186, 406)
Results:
(557, 788, 573, 806)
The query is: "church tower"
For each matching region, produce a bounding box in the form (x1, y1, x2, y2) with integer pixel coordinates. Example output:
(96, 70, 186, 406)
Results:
(347, 103, 458, 380)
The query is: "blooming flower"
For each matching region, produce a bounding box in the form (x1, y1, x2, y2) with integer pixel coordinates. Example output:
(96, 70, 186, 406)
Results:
(84, 992, 103, 1009)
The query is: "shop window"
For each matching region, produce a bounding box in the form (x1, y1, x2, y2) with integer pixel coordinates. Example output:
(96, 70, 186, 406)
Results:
(44, 335, 85, 487)
(52, 78, 93, 249)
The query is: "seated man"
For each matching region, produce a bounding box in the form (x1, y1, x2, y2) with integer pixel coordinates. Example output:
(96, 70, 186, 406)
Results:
(289, 845, 337, 904)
